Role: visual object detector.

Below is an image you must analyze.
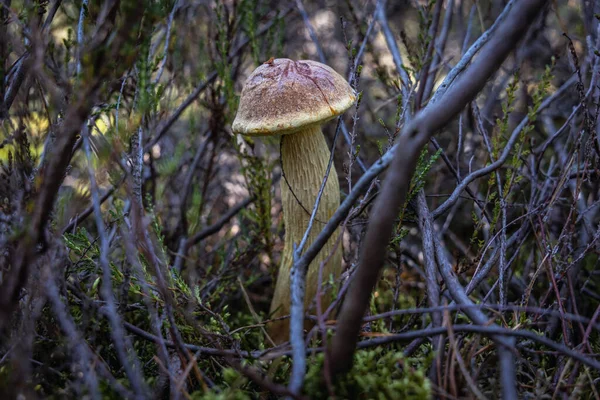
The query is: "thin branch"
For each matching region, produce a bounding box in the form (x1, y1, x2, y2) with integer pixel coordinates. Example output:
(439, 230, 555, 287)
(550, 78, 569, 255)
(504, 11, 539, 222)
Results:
(44, 271, 101, 400)
(350, 325, 600, 371)
(153, 0, 180, 85)
(423, 0, 455, 100)
(185, 196, 255, 250)
(295, 0, 326, 62)
(61, 178, 124, 234)
(76, 0, 89, 76)
(376, 0, 411, 92)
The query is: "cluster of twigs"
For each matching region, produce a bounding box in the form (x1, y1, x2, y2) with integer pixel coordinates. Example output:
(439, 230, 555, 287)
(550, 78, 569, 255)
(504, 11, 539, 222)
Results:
(0, 0, 599, 398)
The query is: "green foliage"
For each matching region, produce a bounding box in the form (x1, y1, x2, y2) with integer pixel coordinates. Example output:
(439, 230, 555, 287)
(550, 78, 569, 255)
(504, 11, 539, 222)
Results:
(414, 0, 435, 68)
(492, 72, 520, 158)
(215, 2, 237, 115)
(488, 60, 555, 232)
(190, 368, 251, 399)
(136, 39, 162, 116)
(59, 220, 271, 396)
(274, 16, 286, 58)
(233, 139, 274, 257)
(503, 60, 553, 196)
(304, 347, 432, 399)
(408, 147, 441, 202)
(63, 28, 75, 67)
(389, 146, 441, 249)
(241, 0, 260, 65)
(398, 0, 436, 75)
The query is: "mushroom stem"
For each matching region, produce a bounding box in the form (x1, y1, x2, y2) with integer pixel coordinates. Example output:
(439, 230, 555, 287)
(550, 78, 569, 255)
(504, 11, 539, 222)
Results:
(269, 124, 342, 344)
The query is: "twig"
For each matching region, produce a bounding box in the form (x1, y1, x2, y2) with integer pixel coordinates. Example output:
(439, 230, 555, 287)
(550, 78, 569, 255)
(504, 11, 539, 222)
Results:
(423, 0, 455, 100)
(348, 325, 600, 371)
(443, 307, 487, 400)
(41, 0, 62, 31)
(118, 222, 175, 394)
(230, 359, 308, 400)
(414, 0, 444, 109)
(185, 196, 255, 250)
(154, 0, 180, 84)
(472, 102, 508, 305)
(44, 270, 101, 400)
(430, 137, 492, 223)
(173, 130, 213, 246)
(237, 277, 276, 347)
(376, 0, 411, 92)
(61, 178, 124, 234)
(76, 0, 89, 76)
(416, 191, 442, 384)
(123, 317, 600, 371)
(344, 1, 378, 177)
(363, 304, 600, 330)
(295, 0, 326, 62)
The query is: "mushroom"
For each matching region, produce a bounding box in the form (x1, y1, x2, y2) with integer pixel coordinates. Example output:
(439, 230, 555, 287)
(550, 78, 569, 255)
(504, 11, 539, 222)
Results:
(232, 58, 355, 343)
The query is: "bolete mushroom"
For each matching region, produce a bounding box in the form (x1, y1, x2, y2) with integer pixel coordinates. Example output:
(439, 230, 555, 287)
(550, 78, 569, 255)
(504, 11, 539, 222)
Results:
(232, 58, 355, 343)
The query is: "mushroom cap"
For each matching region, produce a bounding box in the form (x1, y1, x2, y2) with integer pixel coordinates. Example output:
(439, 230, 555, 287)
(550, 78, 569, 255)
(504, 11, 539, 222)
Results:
(232, 58, 356, 136)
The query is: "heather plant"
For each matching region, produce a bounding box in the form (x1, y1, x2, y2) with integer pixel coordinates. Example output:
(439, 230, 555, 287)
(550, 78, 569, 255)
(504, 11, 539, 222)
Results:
(0, 1, 599, 399)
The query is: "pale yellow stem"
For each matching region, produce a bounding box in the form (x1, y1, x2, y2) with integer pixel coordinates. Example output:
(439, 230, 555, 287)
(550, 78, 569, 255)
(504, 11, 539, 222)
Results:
(268, 124, 343, 344)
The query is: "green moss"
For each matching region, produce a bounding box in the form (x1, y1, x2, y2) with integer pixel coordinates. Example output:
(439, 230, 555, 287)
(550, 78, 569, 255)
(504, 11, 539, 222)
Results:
(304, 347, 432, 399)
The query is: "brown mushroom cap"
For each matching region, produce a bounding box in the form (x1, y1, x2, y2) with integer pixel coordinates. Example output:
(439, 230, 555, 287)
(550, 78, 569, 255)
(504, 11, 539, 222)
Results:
(232, 58, 356, 136)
